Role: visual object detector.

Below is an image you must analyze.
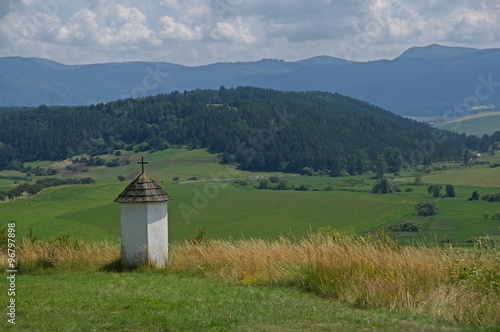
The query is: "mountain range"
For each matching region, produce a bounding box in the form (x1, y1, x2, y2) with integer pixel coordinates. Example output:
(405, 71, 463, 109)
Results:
(1, 44, 499, 117)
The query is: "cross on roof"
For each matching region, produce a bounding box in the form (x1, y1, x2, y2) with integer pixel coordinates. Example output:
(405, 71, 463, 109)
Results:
(138, 156, 148, 174)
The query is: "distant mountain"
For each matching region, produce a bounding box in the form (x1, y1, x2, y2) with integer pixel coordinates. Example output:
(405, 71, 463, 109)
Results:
(397, 44, 478, 59)
(1, 44, 499, 116)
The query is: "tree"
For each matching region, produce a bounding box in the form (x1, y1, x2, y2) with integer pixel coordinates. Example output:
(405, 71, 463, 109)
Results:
(371, 178, 398, 194)
(384, 147, 404, 173)
(374, 154, 388, 179)
(469, 191, 480, 201)
(427, 184, 442, 198)
(413, 175, 423, 185)
(415, 202, 437, 216)
(445, 185, 455, 198)
(463, 149, 471, 166)
(117, 175, 126, 183)
(301, 167, 313, 176)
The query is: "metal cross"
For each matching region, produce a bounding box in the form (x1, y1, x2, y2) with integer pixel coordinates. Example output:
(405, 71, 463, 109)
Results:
(138, 156, 148, 174)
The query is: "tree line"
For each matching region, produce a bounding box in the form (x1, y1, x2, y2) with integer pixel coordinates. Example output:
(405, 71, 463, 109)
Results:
(0, 177, 96, 201)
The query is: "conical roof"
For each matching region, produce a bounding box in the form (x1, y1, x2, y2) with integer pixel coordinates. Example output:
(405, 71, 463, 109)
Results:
(114, 173, 172, 203)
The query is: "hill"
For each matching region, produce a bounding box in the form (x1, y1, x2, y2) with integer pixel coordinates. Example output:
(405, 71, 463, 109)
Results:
(1, 44, 499, 116)
(0, 87, 471, 175)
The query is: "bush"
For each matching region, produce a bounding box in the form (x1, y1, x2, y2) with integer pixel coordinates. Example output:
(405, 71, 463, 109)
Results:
(276, 180, 288, 190)
(482, 193, 500, 202)
(257, 179, 268, 189)
(269, 176, 279, 183)
(371, 178, 398, 194)
(427, 184, 442, 198)
(415, 202, 437, 216)
(294, 184, 313, 191)
(387, 222, 422, 232)
(106, 158, 120, 167)
(233, 180, 248, 186)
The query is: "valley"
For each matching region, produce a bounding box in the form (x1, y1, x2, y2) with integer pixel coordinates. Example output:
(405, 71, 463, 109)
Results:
(1, 148, 499, 245)
(0, 78, 498, 331)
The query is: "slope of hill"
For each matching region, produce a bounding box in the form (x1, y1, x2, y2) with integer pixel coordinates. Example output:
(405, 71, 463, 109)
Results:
(0, 87, 468, 174)
(436, 112, 500, 136)
(0, 44, 499, 117)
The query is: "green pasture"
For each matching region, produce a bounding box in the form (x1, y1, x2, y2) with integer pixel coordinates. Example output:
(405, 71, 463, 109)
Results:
(421, 166, 500, 188)
(1, 149, 499, 245)
(1, 182, 499, 245)
(437, 114, 500, 136)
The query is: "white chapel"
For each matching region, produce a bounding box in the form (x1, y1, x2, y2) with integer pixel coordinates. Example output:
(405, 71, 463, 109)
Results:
(114, 158, 172, 267)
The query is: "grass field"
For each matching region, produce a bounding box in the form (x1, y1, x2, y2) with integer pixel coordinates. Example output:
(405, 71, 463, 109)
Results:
(436, 113, 500, 136)
(1, 149, 500, 245)
(1, 148, 500, 331)
(6, 271, 471, 332)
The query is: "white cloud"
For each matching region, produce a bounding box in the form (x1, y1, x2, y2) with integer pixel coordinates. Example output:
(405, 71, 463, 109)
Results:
(210, 17, 258, 44)
(0, 0, 498, 65)
(157, 16, 203, 41)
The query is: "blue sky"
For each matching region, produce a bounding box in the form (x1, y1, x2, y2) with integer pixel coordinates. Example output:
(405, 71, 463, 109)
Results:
(0, 0, 499, 65)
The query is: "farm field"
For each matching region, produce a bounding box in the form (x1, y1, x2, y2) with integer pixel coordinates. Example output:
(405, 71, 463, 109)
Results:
(1, 148, 499, 245)
(436, 112, 500, 136)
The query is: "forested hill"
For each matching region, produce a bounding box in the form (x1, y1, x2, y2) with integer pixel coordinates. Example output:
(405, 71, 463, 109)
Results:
(0, 87, 482, 175)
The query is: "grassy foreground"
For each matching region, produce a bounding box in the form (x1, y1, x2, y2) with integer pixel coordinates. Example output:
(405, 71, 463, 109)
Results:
(2, 230, 498, 330)
(5, 272, 467, 332)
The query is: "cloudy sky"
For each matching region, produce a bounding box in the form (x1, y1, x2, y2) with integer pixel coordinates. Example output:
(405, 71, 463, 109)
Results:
(0, 0, 499, 66)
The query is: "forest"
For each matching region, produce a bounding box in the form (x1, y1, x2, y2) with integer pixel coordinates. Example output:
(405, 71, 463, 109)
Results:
(0, 87, 498, 175)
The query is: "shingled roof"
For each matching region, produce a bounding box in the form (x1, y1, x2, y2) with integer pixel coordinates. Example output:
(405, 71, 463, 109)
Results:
(114, 173, 172, 203)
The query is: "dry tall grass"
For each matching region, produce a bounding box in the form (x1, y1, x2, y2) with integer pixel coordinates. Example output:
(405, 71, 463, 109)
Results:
(1, 229, 498, 327)
(169, 229, 500, 327)
(0, 237, 120, 272)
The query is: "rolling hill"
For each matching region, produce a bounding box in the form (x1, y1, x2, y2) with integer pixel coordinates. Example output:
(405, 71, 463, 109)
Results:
(1, 44, 499, 117)
(0, 87, 468, 174)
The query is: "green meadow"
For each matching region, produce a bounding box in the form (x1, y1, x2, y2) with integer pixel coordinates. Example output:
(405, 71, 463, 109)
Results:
(436, 113, 500, 136)
(1, 148, 500, 331)
(1, 148, 499, 245)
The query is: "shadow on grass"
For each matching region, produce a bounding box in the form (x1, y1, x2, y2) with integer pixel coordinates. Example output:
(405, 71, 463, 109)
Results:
(100, 259, 160, 273)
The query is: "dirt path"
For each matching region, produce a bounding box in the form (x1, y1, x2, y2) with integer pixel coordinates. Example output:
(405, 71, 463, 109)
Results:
(168, 149, 197, 166)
